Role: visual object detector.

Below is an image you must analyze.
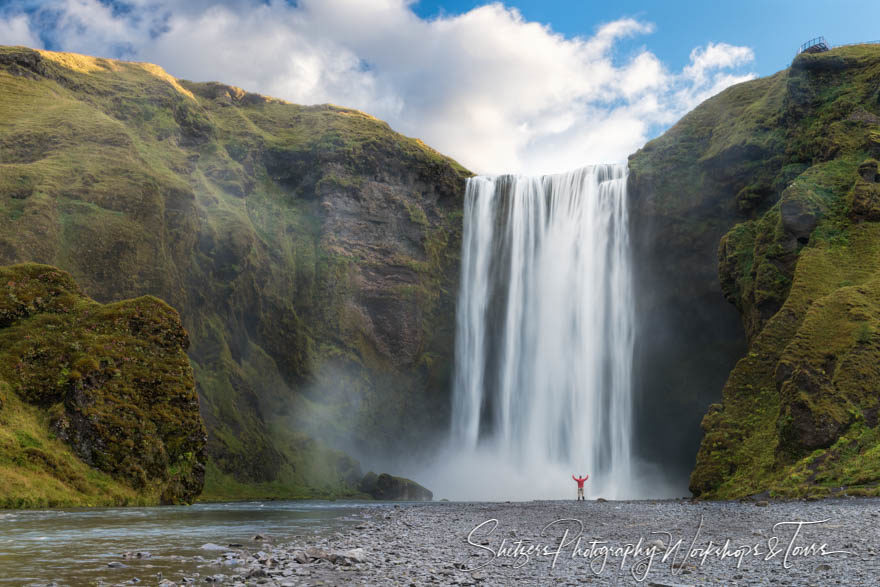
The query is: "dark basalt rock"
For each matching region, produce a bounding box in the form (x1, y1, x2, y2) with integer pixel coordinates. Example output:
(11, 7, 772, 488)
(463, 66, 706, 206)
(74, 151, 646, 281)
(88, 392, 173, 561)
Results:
(776, 365, 852, 454)
(359, 471, 433, 501)
(0, 46, 48, 79)
(850, 180, 880, 221)
(857, 159, 879, 182)
(780, 184, 823, 242)
(851, 160, 880, 221)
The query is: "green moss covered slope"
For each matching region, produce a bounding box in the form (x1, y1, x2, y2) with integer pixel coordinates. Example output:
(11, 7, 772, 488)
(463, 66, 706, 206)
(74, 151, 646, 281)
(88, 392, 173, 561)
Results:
(630, 44, 880, 499)
(0, 263, 206, 507)
(0, 46, 470, 499)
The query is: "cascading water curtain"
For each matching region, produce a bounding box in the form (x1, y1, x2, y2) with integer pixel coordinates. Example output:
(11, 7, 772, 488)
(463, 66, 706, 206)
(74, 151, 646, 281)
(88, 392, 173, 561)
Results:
(451, 164, 635, 498)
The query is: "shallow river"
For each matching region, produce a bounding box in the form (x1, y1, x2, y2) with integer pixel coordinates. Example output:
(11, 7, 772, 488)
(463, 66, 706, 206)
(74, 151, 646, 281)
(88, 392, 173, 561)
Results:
(0, 500, 372, 585)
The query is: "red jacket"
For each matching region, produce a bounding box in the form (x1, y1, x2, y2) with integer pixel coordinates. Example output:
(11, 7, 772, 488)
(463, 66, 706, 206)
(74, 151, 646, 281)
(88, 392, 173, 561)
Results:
(572, 475, 589, 488)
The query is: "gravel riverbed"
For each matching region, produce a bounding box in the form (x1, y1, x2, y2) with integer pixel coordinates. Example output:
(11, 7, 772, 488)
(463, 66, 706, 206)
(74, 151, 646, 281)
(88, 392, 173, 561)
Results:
(68, 498, 880, 586)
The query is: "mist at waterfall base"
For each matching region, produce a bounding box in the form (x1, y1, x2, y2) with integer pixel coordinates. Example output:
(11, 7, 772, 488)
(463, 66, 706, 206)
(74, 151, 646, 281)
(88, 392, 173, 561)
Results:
(414, 165, 686, 501)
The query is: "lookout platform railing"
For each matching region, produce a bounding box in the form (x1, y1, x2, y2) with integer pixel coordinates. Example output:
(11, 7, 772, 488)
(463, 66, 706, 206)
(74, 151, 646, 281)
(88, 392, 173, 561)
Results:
(798, 36, 880, 55)
(799, 37, 829, 54)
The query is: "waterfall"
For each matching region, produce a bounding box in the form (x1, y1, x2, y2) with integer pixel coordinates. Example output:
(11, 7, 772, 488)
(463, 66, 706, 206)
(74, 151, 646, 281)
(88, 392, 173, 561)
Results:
(448, 164, 636, 499)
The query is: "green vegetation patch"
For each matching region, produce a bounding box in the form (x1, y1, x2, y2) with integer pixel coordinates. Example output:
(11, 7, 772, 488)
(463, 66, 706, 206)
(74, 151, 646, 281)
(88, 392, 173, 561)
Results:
(686, 45, 880, 498)
(0, 45, 471, 501)
(0, 263, 207, 506)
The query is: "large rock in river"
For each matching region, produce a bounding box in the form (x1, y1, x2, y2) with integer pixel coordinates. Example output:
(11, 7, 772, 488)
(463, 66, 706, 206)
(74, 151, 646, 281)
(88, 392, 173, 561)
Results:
(359, 471, 433, 501)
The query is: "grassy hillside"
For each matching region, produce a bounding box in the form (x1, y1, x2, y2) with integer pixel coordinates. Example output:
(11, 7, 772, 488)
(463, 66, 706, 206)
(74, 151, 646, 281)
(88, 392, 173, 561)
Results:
(630, 44, 880, 498)
(0, 263, 205, 507)
(0, 46, 470, 500)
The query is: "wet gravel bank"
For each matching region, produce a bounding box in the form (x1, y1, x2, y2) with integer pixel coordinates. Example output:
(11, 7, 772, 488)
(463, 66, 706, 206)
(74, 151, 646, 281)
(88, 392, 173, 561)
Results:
(70, 498, 880, 586)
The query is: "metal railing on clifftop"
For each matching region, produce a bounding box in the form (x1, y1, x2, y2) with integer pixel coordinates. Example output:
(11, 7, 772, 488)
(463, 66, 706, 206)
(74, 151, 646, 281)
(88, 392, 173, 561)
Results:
(799, 37, 829, 54)
(798, 36, 880, 55)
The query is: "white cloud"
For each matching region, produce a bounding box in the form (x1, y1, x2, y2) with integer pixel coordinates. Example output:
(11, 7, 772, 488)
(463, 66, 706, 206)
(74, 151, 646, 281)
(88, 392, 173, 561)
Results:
(684, 42, 755, 85)
(0, 14, 41, 48)
(675, 42, 756, 112)
(0, 0, 756, 175)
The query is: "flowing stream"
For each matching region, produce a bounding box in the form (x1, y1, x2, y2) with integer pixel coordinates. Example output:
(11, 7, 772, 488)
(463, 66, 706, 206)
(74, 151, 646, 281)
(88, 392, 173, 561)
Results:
(439, 164, 639, 499)
(0, 501, 366, 584)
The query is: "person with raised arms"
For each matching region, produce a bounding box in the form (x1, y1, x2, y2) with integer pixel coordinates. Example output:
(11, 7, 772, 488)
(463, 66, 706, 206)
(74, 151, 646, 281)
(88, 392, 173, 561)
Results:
(572, 474, 589, 501)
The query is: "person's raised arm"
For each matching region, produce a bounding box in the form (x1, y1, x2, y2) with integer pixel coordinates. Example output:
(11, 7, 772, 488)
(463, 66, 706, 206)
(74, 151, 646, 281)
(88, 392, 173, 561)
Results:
(572, 474, 577, 482)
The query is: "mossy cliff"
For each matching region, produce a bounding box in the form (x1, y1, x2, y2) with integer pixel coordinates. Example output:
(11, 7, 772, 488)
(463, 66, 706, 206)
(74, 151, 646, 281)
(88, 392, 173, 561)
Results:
(0, 46, 469, 499)
(0, 263, 206, 507)
(628, 44, 880, 498)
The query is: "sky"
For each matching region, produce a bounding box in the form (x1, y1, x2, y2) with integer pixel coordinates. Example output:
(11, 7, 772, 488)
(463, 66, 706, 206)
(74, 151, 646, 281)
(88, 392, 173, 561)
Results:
(0, 0, 876, 174)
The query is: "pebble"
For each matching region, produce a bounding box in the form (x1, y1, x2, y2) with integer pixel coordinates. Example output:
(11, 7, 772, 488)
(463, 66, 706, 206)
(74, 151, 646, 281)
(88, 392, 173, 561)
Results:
(69, 498, 880, 585)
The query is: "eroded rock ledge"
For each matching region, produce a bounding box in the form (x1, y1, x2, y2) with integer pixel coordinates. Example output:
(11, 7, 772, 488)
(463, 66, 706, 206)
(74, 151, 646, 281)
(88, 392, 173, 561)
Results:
(0, 263, 206, 506)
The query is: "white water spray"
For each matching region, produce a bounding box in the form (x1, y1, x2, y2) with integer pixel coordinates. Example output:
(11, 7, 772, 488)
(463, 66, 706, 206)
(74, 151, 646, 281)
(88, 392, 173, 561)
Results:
(421, 164, 659, 500)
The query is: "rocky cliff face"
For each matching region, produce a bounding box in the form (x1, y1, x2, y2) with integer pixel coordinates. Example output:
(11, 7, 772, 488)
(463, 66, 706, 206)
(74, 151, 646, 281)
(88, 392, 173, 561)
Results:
(10, 41, 877, 503)
(0, 46, 470, 498)
(0, 263, 206, 506)
(629, 44, 880, 498)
